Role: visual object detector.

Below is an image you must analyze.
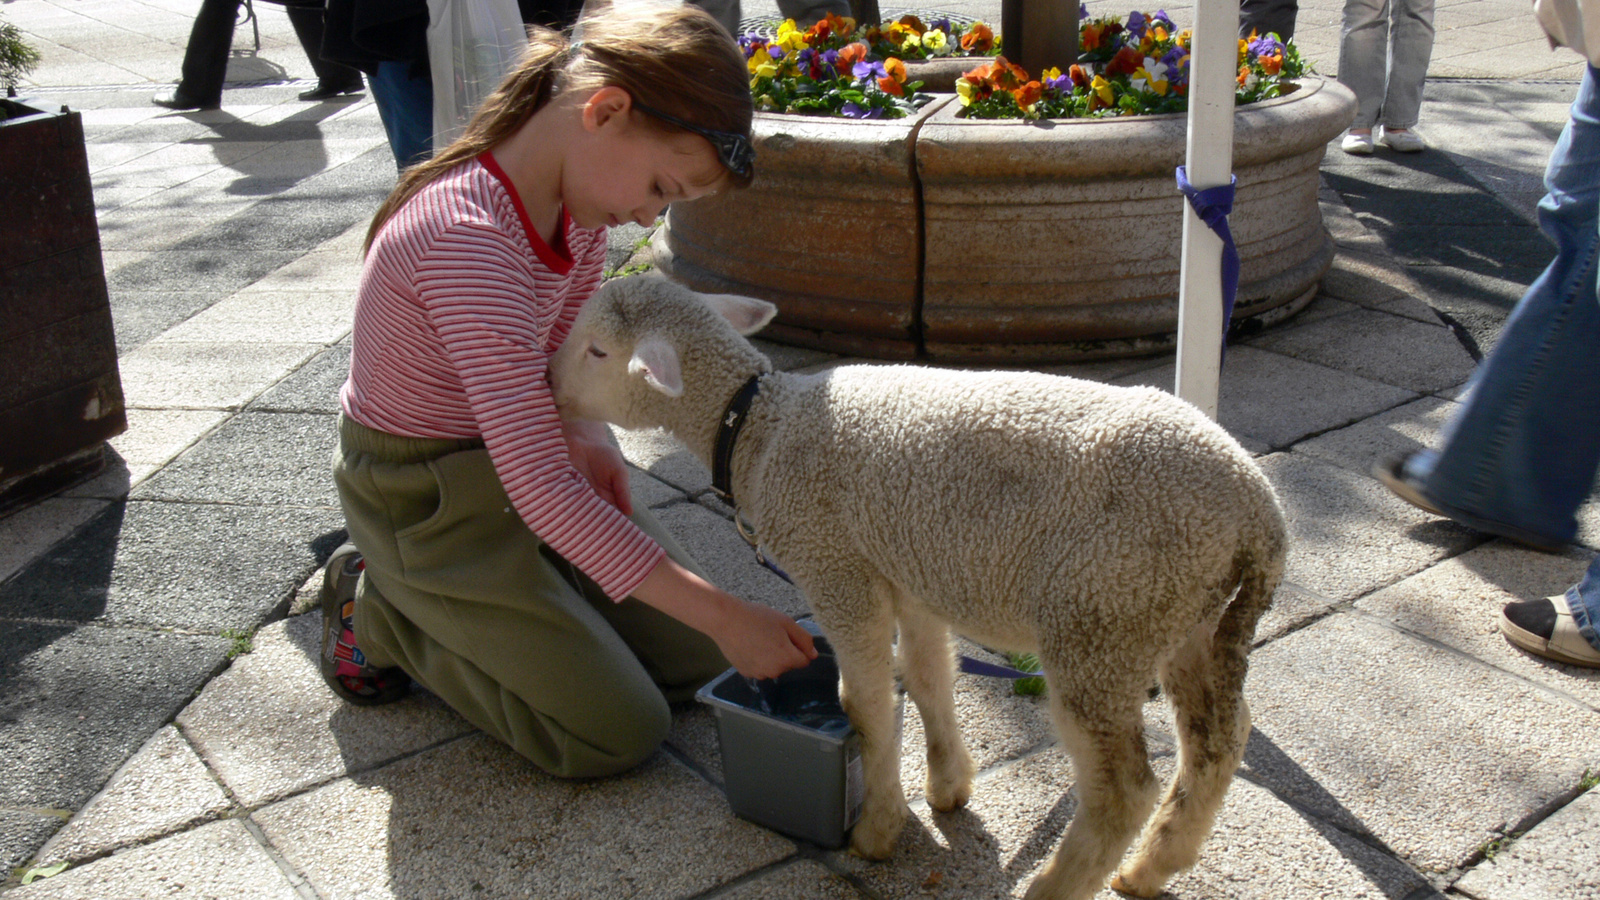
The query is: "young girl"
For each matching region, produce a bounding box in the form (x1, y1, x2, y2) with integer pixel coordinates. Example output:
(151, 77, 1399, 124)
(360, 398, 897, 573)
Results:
(323, 3, 817, 779)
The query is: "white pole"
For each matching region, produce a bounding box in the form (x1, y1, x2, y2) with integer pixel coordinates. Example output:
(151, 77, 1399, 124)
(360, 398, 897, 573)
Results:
(1174, 0, 1240, 420)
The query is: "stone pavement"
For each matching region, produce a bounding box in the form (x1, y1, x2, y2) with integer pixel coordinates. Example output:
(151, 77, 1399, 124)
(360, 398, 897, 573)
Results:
(1, 0, 1597, 897)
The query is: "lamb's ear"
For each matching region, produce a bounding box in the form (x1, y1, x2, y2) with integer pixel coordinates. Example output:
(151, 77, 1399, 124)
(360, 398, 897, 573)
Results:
(628, 336, 683, 397)
(699, 292, 778, 336)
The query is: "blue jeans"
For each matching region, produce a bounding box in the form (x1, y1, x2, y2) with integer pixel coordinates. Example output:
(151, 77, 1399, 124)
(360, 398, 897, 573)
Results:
(1408, 65, 1600, 652)
(1336, 0, 1435, 130)
(370, 60, 434, 171)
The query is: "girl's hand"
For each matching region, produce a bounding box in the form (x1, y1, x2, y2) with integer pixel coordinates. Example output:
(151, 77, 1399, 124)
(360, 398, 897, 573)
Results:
(712, 598, 818, 680)
(561, 417, 632, 514)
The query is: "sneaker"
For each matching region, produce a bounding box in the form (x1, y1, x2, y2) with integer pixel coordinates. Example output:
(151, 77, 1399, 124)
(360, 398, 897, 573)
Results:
(1500, 595, 1600, 668)
(1372, 453, 1566, 552)
(1341, 130, 1375, 155)
(151, 88, 220, 111)
(1380, 127, 1427, 153)
(320, 544, 410, 705)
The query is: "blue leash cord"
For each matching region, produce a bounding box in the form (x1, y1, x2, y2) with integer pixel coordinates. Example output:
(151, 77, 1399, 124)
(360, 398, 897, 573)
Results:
(1175, 165, 1240, 360)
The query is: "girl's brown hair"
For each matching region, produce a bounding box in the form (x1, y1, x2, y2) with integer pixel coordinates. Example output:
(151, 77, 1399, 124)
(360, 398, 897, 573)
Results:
(364, 3, 754, 253)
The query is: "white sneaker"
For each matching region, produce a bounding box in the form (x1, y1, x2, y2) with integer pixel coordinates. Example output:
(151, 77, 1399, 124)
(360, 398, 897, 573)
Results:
(1341, 131, 1374, 155)
(1380, 127, 1427, 152)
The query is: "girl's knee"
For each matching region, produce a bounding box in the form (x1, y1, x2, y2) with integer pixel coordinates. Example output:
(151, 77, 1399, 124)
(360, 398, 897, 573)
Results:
(522, 693, 673, 779)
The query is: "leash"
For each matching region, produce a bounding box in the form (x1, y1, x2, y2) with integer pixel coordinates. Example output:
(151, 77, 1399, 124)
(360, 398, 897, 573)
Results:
(710, 373, 1042, 685)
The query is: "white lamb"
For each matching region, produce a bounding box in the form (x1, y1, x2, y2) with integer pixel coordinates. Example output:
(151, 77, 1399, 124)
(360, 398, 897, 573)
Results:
(549, 275, 1288, 900)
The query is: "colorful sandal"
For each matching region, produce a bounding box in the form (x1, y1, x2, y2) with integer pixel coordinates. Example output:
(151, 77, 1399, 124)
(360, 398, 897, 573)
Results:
(319, 544, 411, 705)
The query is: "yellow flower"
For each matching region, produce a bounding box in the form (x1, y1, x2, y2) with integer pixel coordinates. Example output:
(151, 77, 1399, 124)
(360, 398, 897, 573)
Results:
(776, 18, 800, 39)
(922, 29, 948, 52)
(755, 59, 779, 79)
(1041, 66, 1061, 80)
(900, 32, 922, 51)
(1238, 38, 1250, 65)
(1092, 74, 1113, 104)
(956, 79, 976, 105)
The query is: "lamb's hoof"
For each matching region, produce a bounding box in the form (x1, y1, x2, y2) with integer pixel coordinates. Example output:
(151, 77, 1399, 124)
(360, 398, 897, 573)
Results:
(1110, 872, 1162, 898)
(848, 807, 904, 860)
(927, 778, 972, 812)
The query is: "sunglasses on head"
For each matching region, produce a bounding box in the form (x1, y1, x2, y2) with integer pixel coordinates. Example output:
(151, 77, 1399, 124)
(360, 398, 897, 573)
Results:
(632, 100, 754, 179)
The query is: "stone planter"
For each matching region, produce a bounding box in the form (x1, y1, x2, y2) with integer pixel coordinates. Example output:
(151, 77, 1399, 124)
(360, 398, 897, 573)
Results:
(654, 77, 1356, 362)
(0, 98, 126, 512)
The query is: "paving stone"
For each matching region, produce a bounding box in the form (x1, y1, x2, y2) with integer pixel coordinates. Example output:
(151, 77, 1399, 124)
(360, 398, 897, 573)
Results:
(249, 343, 349, 413)
(106, 290, 223, 352)
(1291, 394, 1459, 476)
(1317, 250, 1426, 310)
(629, 466, 691, 510)
(1453, 786, 1600, 900)
(0, 500, 343, 632)
(1249, 307, 1477, 394)
(1356, 541, 1600, 709)
(717, 859, 871, 899)
(1260, 451, 1480, 601)
(104, 248, 303, 295)
(1255, 580, 1341, 643)
(0, 810, 64, 875)
(1240, 612, 1600, 872)
(131, 411, 340, 508)
(115, 341, 324, 409)
(152, 289, 354, 344)
(613, 427, 714, 496)
(0, 621, 227, 811)
(5, 820, 302, 900)
(33, 726, 231, 866)
(177, 615, 475, 808)
(252, 733, 796, 899)
(1114, 346, 1418, 450)
(655, 502, 808, 619)
(0, 497, 109, 584)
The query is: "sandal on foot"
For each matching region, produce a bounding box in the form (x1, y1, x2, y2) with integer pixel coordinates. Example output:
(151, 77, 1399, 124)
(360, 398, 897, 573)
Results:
(1500, 595, 1600, 668)
(320, 544, 410, 705)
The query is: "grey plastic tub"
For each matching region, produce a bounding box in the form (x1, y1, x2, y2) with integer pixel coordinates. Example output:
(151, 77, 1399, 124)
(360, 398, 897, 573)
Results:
(696, 620, 864, 848)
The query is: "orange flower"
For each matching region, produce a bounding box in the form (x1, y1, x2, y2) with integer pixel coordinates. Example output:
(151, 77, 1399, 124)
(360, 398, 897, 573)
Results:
(1068, 64, 1090, 87)
(884, 56, 907, 82)
(1260, 52, 1283, 75)
(878, 76, 904, 96)
(960, 22, 995, 53)
(1083, 22, 1106, 51)
(836, 41, 868, 75)
(895, 13, 927, 34)
(1011, 80, 1044, 107)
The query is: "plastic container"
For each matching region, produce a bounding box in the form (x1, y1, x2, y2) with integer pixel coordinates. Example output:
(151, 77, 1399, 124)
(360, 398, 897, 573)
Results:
(696, 620, 864, 848)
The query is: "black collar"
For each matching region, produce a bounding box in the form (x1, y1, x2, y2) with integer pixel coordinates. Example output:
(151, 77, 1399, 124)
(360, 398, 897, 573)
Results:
(712, 373, 766, 504)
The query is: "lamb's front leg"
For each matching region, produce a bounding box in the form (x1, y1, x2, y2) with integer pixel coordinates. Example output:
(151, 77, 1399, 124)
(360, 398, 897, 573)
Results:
(896, 601, 973, 812)
(811, 584, 904, 860)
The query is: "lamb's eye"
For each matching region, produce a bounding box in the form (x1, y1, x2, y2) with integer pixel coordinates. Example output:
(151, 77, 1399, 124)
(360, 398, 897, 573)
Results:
(587, 345, 608, 359)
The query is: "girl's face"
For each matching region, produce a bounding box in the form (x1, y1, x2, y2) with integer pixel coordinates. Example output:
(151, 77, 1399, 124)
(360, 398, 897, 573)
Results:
(564, 93, 727, 231)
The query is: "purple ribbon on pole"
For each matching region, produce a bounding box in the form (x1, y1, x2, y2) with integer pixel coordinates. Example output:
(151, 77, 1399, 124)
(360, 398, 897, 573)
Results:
(1175, 165, 1239, 360)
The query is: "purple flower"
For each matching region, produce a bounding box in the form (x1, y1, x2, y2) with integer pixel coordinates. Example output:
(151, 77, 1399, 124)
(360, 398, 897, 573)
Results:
(1160, 46, 1188, 72)
(931, 17, 951, 32)
(768, 45, 785, 60)
(820, 49, 839, 68)
(1152, 10, 1176, 32)
(1078, 3, 1089, 18)
(852, 59, 887, 80)
(840, 101, 884, 119)
(1248, 33, 1285, 57)
(1125, 10, 1146, 37)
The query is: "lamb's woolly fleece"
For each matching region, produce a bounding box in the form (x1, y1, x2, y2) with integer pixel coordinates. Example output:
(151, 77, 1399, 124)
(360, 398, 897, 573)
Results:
(551, 275, 1288, 900)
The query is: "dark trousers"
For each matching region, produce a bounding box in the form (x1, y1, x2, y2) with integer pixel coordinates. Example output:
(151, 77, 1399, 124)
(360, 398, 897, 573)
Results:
(175, 0, 362, 104)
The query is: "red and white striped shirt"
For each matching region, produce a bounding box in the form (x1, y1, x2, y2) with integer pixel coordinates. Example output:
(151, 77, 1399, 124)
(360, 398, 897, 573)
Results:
(341, 153, 663, 600)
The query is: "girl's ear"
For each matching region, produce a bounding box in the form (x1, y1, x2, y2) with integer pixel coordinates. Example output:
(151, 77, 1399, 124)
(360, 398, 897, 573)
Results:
(628, 336, 683, 397)
(582, 85, 634, 133)
(699, 293, 779, 336)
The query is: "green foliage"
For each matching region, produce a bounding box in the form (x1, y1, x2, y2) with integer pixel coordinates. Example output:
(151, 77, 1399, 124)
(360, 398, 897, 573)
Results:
(1007, 652, 1046, 696)
(222, 628, 254, 659)
(0, 17, 42, 94)
(19, 862, 68, 884)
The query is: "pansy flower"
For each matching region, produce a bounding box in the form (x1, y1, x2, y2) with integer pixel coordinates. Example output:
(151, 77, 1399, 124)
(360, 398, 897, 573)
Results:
(1105, 45, 1144, 77)
(841, 101, 884, 118)
(853, 57, 888, 80)
(835, 41, 869, 75)
(923, 29, 949, 54)
(960, 22, 995, 53)
(878, 57, 908, 96)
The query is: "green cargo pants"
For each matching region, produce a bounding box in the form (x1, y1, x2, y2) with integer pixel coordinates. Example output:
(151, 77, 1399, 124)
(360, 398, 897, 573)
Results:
(332, 414, 729, 778)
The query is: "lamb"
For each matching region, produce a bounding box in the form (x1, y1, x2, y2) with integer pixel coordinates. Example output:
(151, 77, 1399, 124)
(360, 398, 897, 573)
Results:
(549, 274, 1288, 900)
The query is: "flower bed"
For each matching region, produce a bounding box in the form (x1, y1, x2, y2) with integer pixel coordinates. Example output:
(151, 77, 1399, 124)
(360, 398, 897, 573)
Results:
(654, 10, 1356, 362)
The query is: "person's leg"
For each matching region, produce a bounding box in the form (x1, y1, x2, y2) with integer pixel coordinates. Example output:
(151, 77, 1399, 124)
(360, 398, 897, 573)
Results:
(369, 60, 434, 170)
(688, 0, 741, 37)
(1337, 0, 1391, 132)
(1566, 557, 1600, 653)
(1406, 66, 1600, 544)
(773, 0, 851, 28)
(285, 4, 364, 98)
(333, 417, 727, 776)
(1378, 0, 1434, 130)
(160, 0, 242, 107)
(1239, 0, 1298, 41)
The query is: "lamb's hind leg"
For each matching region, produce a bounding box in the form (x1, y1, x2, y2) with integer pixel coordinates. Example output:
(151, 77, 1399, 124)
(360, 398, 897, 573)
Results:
(1025, 674, 1161, 900)
(812, 583, 905, 860)
(1112, 621, 1251, 897)
(896, 601, 974, 811)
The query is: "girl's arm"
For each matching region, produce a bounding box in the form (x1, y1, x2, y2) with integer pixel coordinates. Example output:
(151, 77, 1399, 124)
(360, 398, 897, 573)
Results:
(560, 416, 632, 515)
(631, 557, 818, 679)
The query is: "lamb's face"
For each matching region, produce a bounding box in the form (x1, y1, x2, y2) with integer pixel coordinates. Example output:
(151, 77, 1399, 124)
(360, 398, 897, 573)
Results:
(548, 301, 641, 426)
